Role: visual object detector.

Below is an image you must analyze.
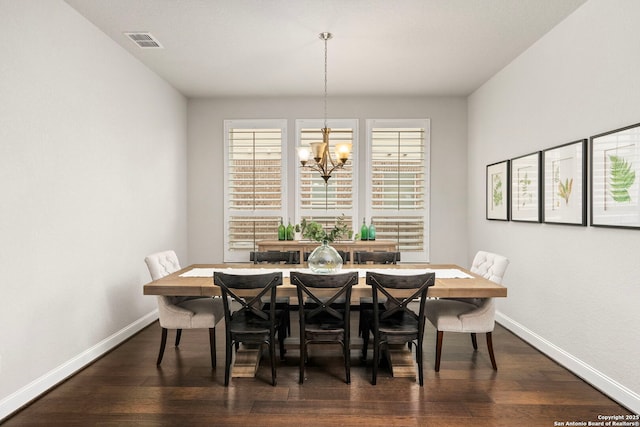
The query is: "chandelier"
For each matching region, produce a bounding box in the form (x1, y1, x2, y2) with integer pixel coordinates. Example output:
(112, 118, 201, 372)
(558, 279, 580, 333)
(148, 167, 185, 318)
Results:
(297, 32, 352, 184)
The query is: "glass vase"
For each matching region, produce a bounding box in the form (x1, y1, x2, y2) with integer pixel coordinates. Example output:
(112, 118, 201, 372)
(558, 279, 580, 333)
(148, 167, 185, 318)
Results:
(307, 240, 343, 274)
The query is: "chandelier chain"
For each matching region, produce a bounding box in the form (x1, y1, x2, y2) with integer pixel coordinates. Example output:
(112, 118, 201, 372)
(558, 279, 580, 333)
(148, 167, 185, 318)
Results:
(323, 34, 328, 129)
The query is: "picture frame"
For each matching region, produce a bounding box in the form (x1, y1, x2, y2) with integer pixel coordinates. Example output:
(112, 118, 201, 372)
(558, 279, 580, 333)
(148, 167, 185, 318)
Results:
(542, 139, 587, 226)
(510, 151, 541, 223)
(486, 160, 509, 221)
(590, 122, 640, 229)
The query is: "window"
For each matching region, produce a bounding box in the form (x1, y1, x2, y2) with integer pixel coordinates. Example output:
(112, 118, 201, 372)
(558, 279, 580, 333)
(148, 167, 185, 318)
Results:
(222, 117, 429, 263)
(223, 120, 286, 262)
(295, 119, 358, 230)
(365, 119, 430, 262)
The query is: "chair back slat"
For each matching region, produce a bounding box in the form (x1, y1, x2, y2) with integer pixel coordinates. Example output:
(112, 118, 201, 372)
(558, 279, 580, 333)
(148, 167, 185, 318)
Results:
(366, 271, 435, 322)
(250, 251, 300, 264)
(214, 272, 283, 323)
(304, 250, 350, 263)
(290, 272, 358, 323)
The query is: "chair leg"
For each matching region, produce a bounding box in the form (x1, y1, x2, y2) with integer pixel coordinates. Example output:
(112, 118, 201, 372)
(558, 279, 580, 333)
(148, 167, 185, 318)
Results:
(372, 339, 379, 385)
(361, 326, 369, 361)
(209, 327, 216, 368)
(344, 341, 351, 384)
(299, 339, 306, 384)
(486, 332, 498, 370)
(270, 340, 277, 387)
(224, 337, 232, 386)
(435, 330, 443, 372)
(470, 332, 478, 350)
(286, 308, 291, 336)
(157, 327, 168, 365)
(279, 323, 287, 361)
(175, 329, 182, 347)
(416, 338, 424, 386)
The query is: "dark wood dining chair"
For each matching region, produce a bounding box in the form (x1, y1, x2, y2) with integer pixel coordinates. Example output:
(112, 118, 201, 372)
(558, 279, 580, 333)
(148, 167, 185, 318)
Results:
(303, 250, 350, 263)
(250, 250, 300, 264)
(353, 251, 401, 337)
(353, 251, 400, 264)
(290, 271, 358, 384)
(213, 271, 287, 386)
(249, 250, 298, 336)
(361, 271, 435, 386)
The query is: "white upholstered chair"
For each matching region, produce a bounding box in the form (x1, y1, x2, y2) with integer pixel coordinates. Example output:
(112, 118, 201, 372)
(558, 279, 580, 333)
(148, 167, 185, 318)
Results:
(145, 250, 224, 368)
(425, 250, 509, 371)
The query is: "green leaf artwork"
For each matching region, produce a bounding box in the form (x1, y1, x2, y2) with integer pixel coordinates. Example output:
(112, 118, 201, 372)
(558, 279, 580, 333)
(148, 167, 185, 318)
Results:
(492, 174, 503, 207)
(519, 172, 532, 207)
(558, 178, 573, 205)
(608, 155, 636, 203)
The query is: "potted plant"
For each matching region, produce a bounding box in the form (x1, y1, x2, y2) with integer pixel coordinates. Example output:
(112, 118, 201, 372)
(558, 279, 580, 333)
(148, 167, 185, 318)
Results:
(302, 215, 352, 273)
(302, 214, 351, 243)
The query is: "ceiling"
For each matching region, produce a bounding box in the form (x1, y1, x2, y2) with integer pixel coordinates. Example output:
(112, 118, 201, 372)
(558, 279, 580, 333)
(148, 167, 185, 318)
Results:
(64, 0, 586, 98)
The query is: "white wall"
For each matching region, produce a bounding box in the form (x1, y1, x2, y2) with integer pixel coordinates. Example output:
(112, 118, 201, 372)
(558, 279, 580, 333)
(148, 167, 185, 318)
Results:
(187, 96, 468, 265)
(0, 0, 187, 418)
(468, 0, 640, 413)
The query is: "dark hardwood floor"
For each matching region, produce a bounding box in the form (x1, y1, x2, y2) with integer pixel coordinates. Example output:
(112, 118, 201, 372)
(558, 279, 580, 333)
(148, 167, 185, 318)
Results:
(3, 312, 632, 426)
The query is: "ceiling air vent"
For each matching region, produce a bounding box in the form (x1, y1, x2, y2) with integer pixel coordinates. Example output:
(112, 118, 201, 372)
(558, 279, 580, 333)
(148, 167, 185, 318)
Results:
(124, 32, 163, 49)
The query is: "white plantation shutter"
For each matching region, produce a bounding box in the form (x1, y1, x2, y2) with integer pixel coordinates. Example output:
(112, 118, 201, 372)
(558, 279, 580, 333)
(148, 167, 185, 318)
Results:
(221, 118, 428, 262)
(296, 119, 358, 228)
(366, 119, 430, 262)
(224, 120, 286, 262)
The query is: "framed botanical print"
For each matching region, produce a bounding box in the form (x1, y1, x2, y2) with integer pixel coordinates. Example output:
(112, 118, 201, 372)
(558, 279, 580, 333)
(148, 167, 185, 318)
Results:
(542, 140, 587, 226)
(510, 152, 541, 222)
(591, 122, 640, 229)
(486, 160, 509, 221)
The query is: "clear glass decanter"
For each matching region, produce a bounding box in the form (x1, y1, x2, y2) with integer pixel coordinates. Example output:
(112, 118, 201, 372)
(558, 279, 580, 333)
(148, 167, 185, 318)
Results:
(307, 240, 343, 274)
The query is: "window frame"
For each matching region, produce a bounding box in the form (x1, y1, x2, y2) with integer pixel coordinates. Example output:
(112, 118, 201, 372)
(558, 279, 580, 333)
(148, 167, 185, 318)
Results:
(365, 118, 431, 262)
(223, 119, 288, 262)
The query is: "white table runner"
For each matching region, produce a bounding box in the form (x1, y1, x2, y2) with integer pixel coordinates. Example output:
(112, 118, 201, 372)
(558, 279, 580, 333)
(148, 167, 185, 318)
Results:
(180, 267, 472, 279)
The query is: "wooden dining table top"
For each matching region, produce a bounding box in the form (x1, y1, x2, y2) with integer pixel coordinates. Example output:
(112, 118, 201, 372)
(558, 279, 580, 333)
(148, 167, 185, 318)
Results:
(143, 263, 508, 299)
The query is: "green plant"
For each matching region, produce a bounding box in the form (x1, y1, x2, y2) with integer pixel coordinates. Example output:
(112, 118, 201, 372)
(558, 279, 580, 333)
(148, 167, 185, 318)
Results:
(303, 221, 326, 242)
(302, 214, 352, 243)
(608, 155, 636, 203)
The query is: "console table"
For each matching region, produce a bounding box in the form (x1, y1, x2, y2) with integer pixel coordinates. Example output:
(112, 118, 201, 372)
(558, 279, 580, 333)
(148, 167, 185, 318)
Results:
(257, 239, 398, 264)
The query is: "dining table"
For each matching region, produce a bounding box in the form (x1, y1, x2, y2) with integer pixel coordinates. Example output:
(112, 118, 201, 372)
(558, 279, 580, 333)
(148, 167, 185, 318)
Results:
(143, 263, 508, 299)
(143, 263, 507, 379)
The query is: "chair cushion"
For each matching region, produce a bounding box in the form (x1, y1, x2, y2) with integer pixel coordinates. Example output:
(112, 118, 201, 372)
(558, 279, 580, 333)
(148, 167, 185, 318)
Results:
(157, 296, 224, 329)
(145, 250, 181, 281)
(425, 298, 495, 333)
(470, 251, 509, 284)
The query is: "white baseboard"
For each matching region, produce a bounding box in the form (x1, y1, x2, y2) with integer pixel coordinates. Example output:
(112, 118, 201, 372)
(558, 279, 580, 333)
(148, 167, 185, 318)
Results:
(496, 311, 640, 414)
(0, 310, 159, 421)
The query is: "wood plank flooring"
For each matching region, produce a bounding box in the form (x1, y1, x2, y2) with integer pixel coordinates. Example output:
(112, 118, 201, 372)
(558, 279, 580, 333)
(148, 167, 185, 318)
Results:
(3, 311, 633, 426)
